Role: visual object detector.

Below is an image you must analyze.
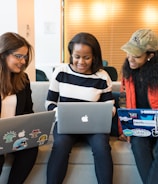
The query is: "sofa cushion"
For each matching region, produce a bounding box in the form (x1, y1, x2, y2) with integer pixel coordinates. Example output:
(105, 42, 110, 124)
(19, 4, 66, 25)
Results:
(31, 82, 49, 112)
(110, 137, 136, 165)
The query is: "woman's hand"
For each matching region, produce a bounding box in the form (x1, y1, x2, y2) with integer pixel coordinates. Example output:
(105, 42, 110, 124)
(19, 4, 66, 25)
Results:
(118, 133, 131, 143)
(112, 106, 116, 117)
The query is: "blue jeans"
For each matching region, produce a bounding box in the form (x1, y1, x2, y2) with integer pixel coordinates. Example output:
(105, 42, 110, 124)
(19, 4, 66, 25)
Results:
(47, 123, 113, 184)
(131, 136, 158, 184)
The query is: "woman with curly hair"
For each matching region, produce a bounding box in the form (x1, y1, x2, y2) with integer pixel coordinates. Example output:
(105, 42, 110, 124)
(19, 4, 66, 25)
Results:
(120, 28, 158, 184)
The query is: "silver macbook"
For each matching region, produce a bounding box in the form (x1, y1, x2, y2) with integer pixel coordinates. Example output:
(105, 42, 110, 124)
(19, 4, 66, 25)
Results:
(0, 111, 55, 155)
(57, 101, 113, 134)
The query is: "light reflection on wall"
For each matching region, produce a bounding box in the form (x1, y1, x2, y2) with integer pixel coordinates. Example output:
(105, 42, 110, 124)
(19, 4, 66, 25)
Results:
(90, 2, 121, 20)
(68, 1, 158, 28)
(68, 4, 83, 23)
(143, 6, 158, 25)
(69, 2, 121, 23)
(90, 2, 108, 21)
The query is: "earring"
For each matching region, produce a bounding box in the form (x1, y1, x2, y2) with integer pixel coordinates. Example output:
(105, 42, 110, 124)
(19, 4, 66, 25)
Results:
(147, 58, 150, 61)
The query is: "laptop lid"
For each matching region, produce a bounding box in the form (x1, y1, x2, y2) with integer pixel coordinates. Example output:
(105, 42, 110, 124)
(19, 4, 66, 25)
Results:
(57, 101, 113, 134)
(0, 111, 55, 155)
(117, 108, 158, 137)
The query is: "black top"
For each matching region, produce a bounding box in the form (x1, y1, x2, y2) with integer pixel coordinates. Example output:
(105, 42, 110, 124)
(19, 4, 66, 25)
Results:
(0, 73, 33, 115)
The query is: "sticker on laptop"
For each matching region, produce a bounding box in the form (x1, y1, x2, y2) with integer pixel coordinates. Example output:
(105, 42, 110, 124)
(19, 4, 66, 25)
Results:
(124, 128, 151, 137)
(37, 134, 48, 145)
(12, 137, 28, 151)
(29, 129, 41, 138)
(3, 131, 17, 143)
(123, 129, 133, 136)
(151, 128, 158, 137)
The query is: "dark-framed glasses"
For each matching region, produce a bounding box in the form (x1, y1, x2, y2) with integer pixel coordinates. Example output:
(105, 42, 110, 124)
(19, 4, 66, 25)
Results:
(11, 53, 28, 61)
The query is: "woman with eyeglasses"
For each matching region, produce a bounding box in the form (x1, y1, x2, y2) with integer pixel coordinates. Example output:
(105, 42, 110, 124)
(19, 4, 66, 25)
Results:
(0, 32, 38, 184)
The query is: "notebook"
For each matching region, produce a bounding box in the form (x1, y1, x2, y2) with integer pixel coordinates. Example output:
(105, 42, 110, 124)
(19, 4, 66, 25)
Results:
(117, 108, 158, 137)
(0, 111, 55, 155)
(57, 101, 113, 134)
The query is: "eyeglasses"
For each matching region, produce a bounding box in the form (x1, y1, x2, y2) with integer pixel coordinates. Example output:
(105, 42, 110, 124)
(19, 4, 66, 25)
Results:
(11, 53, 28, 61)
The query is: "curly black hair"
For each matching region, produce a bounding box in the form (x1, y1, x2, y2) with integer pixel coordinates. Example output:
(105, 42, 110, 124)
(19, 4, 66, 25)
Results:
(121, 51, 158, 90)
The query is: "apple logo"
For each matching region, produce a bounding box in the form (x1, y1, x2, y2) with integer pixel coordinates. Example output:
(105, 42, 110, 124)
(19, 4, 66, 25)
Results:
(18, 130, 26, 138)
(81, 115, 88, 123)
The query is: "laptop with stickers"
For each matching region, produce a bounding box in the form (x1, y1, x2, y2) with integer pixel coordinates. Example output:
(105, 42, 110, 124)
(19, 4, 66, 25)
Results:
(117, 108, 158, 137)
(57, 101, 113, 134)
(0, 111, 55, 155)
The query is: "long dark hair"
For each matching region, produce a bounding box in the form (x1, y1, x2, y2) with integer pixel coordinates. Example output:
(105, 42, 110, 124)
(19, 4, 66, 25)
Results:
(121, 51, 158, 90)
(68, 32, 103, 73)
(0, 32, 33, 98)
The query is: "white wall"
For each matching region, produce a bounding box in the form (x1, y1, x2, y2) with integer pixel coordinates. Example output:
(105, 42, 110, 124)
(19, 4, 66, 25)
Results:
(0, 0, 17, 34)
(17, 0, 35, 81)
(34, 0, 62, 80)
(0, 0, 61, 81)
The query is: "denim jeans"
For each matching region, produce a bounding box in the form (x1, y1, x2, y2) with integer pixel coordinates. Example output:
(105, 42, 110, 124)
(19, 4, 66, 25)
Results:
(131, 136, 158, 184)
(47, 123, 113, 184)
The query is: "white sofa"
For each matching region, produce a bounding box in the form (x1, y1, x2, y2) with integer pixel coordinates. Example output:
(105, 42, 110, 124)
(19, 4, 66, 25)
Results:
(0, 82, 143, 184)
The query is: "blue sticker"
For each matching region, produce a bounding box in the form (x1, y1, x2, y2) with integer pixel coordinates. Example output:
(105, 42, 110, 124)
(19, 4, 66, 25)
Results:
(123, 129, 133, 136)
(12, 137, 28, 151)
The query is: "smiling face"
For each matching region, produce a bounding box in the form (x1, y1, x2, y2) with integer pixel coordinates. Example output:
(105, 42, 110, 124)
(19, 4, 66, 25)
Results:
(71, 43, 93, 74)
(6, 46, 28, 73)
(126, 52, 154, 69)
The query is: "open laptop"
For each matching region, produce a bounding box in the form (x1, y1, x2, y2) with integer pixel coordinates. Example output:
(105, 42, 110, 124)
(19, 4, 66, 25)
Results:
(57, 101, 113, 134)
(117, 108, 158, 137)
(0, 111, 55, 155)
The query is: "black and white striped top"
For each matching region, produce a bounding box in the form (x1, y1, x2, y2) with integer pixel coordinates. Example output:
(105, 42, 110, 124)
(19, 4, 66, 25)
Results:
(45, 64, 114, 111)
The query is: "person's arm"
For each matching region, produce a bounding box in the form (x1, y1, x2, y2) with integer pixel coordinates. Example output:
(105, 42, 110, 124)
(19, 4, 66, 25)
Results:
(45, 68, 60, 111)
(99, 70, 116, 117)
(118, 77, 130, 142)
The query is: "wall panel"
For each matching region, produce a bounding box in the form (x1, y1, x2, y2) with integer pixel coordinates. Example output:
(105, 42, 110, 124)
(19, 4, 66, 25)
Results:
(64, 0, 158, 80)
(17, 0, 35, 81)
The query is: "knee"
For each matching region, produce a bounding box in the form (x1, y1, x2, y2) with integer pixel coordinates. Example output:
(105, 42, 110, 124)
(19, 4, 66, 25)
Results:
(53, 140, 72, 154)
(92, 143, 111, 156)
